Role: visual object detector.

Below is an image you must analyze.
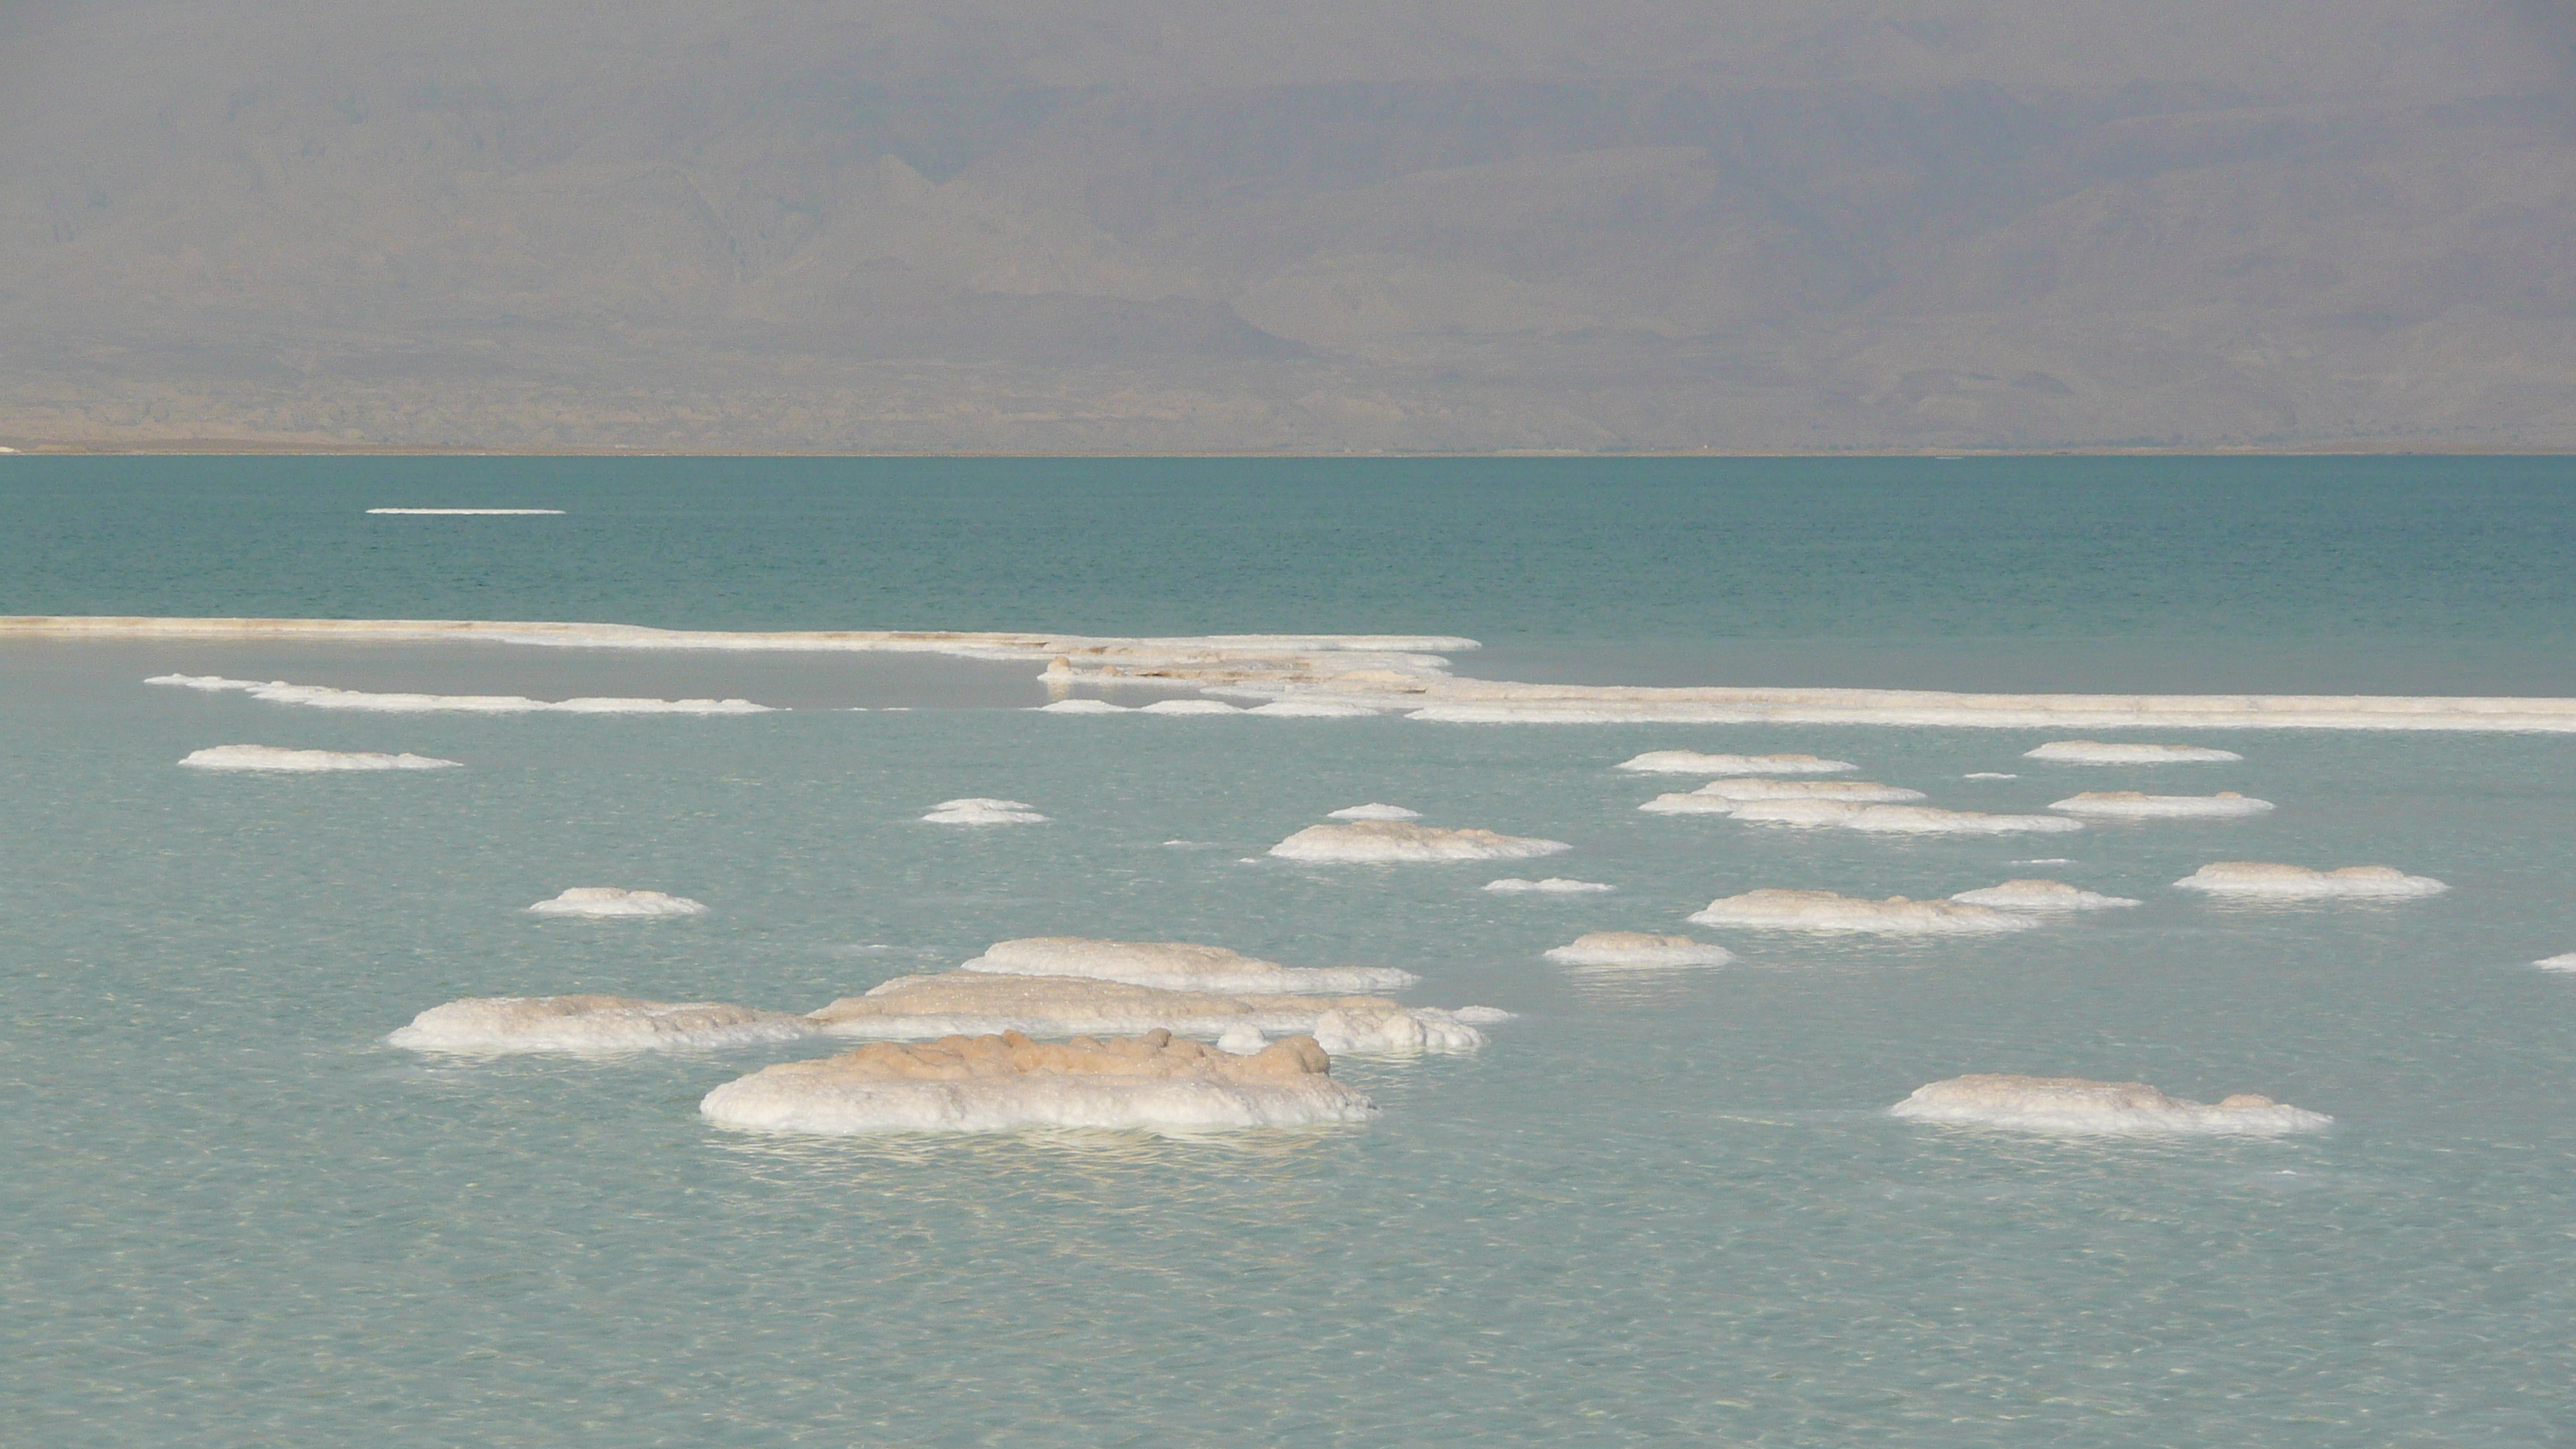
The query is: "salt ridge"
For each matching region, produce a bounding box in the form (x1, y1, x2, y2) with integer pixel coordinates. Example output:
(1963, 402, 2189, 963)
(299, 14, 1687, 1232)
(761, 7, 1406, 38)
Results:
(1542, 932, 1734, 968)
(1891, 1073, 2331, 1136)
(810, 973, 1490, 1055)
(1720, 800, 2085, 835)
(1327, 803, 1421, 820)
(958, 937, 1418, 994)
(1484, 877, 1616, 894)
(923, 798, 1047, 825)
(2025, 741, 2245, 763)
(389, 995, 819, 1053)
(1689, 779, 1924, 803)
(2049, 791, 2274, 818)
(2173, 862, 2448, 899)
(179, 744, 461, 772)
(1949, 879, 2141, 910)
(147, 673, 769, 714)
(1690, 889, 2040, 934)
(1269, 820, 1571, 863)
(527, 888, 708, 918)
(1615, 752, 1857, 775)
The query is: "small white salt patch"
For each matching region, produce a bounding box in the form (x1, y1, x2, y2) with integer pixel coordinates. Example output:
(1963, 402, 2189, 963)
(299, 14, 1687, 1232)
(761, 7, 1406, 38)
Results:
(1615, 752, 1856, 775)
(1269, 820, 1571, 863)
(1244, 700, 1380, 718)
(1542, 933, 1734, 968)
(1949, 879, 2139, 911)
(923, 798, 1048, 825)
(1036, 699, 1129, 714)
(1892, 1074, 2330, 1136)
(1217, 1025, 1269, 1053)
(2173, 862, 2446, 899)
(1136, 699, 1243, 714)
(1690, 889, 2039, 934)
(1484, 878, 1616, 894)
(1327, 803, 1422, 821)
(2024, 741, 2242, 764)
(2534, 954, 2576, 971)
(180, 744, 461, 772)
(958, 937, 1417, 994)
(2048, 791, 2274, 818)
(1965, 772, 2017, 779)
(527, 888, 709, 918)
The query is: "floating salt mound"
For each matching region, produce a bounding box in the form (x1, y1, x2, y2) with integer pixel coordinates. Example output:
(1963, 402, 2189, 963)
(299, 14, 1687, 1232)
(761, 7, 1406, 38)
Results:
(1485, 877, 1616, 894)
(526, 887, 709, 919)
(1964, 772, 2017, 779)
(389, 995, 818, 1053)
(808, 972, 1488, 1055)
(1948, 879, 2140, 911)
(146, 673, 769, 714)
(1615, 752, 1856, 775)
(179, 744, 461, 772)
(1243, 699, 1380, 718)
(1542, 932, 1734, 968)
(1689, 889, 2039, 934)
(2535, 954, 2576, 971)
(1889, 1074, 2331, 1136)
(1036, 698, 1129, 713)
(2024, 741, 2242, 764)
(1327, 803, 1421, 821)
(1719, 800, 2084, 835)
(1136, 698, 1243, 714)
(2049, 791, 2274, 818)
(2172, 862, 2448, 899)
(923, 798, 1047, 825)
(1269, 820, 1571, 863)
(958, 937, 1418, 994)
(1693, 779, 1923, 803)
(701, 1029, 1377, 1135)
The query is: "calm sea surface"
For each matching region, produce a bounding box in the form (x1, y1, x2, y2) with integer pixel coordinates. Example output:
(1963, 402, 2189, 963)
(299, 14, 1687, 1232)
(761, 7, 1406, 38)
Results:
(3, 456, 2573, 1446)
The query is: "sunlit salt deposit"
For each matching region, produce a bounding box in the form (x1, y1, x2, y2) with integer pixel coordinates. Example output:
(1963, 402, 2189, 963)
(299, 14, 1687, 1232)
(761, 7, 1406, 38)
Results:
(2535, 954, 2576, 971)
(1327, 803, 1422, 820)
(1948, 879, 2140, 910)
(1890, 1074, 2331, 1136)
(1688, 889, 2040, 933)
(1242, 700, 1381, 718)
(389, 995, 818, 1053)
(1720, 798, 1869, 826)
(2172, 862, 2448, 898)
(178, 744, 461, 772)
(806, 972, 1486, 1054)
(146, 673, 769, 714)
(1269, 820, 1570, 863)
(1542, 933, 1735, 968)
(526, 888, 709, 919)
(1036, 699, 1130, 713)
(2049, 791, 2275, 818)
(1136, 699, 1244, 714)
(1217, 1024, 1269, 1053)
(1484, 877, 1616, 894)
(1689, 779, 1925, 803)
(923, 798, 1048, 824)
(958, 937, 1418, 993)
(2024, 741, 2244, 764)
(1965, 772, 2017, 779)
(1837, 806, 2085, 836)
(700, 1029, 1378, 1135)
(1614, 752, 1858, 775)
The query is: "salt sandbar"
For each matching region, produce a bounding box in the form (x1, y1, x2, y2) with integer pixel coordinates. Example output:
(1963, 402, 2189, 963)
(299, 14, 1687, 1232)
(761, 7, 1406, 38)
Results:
(700, 1029, 1375, 1135)
(923, 798, 1047, 824)
(179, 744, 460, 772)
(2173, 862, 2448, 899)
(1269, 820, 1570, 863)
(526, 888, 708, 918)
(1542, 932, 1734, 968)
(959, 937, 1418, 993)
(808, 972, 1488, 1054)
(1327, 803, 1421, 820)
(2025, 741, 2243, 764)
(2049, 791, 2274, 818)
(1890, 1073, 2331, 1135)
(148, 673, 769, 714)
(1689, 889, 2039, 933)
(1948, 879, 2140, 910)
(1485, 877, 1616, 894)
(1615, 752, 1856, 775)
(389, 995, 818, 1053)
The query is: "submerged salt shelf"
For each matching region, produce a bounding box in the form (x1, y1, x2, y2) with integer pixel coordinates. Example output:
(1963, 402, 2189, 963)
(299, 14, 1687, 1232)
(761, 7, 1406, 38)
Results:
(701, 1030, 1376, 1136)
(2049, 790, 2275, 818)
(2025, 741, 2244, 763)
(1485, 877, 1616, 894)
(1542, 932, 1734, 968)
(389, 995, 820, 1053)
(957, 937, 1418, 994)
(1614, 752, 1857, 775)
(1890, 1074, 2331, 1136)
(1327, 803, 1421, 820)
(2173, 862, 2449, 899)
(1690, 889, 2040, 934)
(526, 887, 708, 919)
(1718, 800, 2085, 835)
(178, 743, 461, 772)
(809, 973, 1491, 1055)
(1269, 820, 1570, 863)
(147, 673, 770, 715)
(1949, 879, 2141, 910)
(922, 798, 1047, 825)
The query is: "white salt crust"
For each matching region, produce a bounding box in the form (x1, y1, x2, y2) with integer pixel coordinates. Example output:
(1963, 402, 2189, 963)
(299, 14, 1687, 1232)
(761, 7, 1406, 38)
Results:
(2534, 954, 2576, 971)
(1690, 889, 2040, 934)
(958, 937, 1419, 994)
(1890, 1074, 2331, 1136)
(810, 973, 1491, 1056)
(1036, 698, 1129, 713)
(1484, 878, 1617, 894)
(1964, 772, 2017, 779)
(2048, 791, 2275, 818)
(526, 888, 709, 919)
(179, 744, 461, 772)
(1718, 800, 2086, 835)
(1136, 699, 1243, 714)
(923, 798, 1047, 825)
(1327, 803, 1422, 820)
(1949, 879, 2141, 911)
(147, 673, 769, 714)
(2024, 741, 2244, 763)
(1242, 700, 1381, 718)
(1615, 752, 1857, 775)
(1542, 932, 1735, 968)
(1269, 820, 1571, 863)
(700, 1031, 1377, 1136)
(1691, 779, 1924, 803)
(2172, 862, 2448, 899)
(389, 995, 820, 1053)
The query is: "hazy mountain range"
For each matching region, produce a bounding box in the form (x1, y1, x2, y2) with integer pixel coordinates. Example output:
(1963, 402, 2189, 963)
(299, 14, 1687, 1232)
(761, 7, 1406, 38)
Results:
(4, 1, 2573, 452)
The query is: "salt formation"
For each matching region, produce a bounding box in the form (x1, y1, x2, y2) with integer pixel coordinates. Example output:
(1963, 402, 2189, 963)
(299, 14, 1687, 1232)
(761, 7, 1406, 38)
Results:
(1716, 800, 2084, 835)
(2172, 862, 2448, 899)
(1542, 933, 1735, 968)
(808, 973, 1490, 1054)
(389, 995, 818, 1053)
(1036, 698, 1129, 713)
(1136, 698, 1243, 714)
(1949, 879, 2140, 910)
(526, 888, 709, 918)
(1243, 700, 1380, 718)
(1327, 803, 1422, 820)
(2024, 741, 2242, 763)
(1890, 1074, 2331, 1136)
(2534, 954, 2576, 971)
(1484, 877, 1616, 894)
(700, 1029, 1377, 1135)
(179, 744, 461, 771)
(146, 673, 769, 714)
(958, 937, 1418, 993)
(1615, 752, 1857, 775)
(1964, 772, 2017, 779)
(922, 798, 1047, 824)
(1269, 820, 1570, 863)
(2049, 791, 2274, 818)
(1690, 778, 1923, 802)
(1689, 889, 2040, 934)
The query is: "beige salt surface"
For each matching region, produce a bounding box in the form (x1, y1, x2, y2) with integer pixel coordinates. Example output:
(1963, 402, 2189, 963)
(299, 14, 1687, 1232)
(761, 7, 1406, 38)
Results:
(1890, 1074, 2331, 1135)
(2048, 790, 2274, 818)
(958, 937, 1417, 994)
(1689, 889, 2040, 934)
(1948, 879, 2141, 911)
(2173, 862, 2448, 899)
(389, 995, 820, 1053)
(1268, 820, 1570, 863)
(1541, 933, 1735, 968)
(806, 972, 1492, 1055)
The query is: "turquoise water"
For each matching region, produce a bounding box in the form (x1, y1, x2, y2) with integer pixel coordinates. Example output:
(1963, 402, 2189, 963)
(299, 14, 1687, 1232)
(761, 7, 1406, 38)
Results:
(5, 457, 2576, 1446)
